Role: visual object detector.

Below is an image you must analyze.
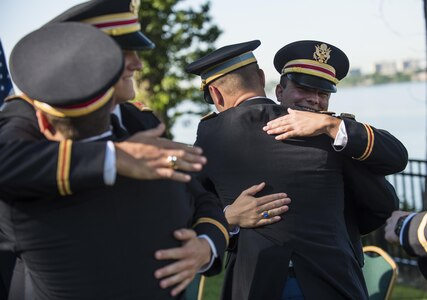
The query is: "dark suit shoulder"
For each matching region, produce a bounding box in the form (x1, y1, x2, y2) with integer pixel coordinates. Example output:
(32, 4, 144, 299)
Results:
(119, 102, 161, 134)
(2, 95, 35, 116)
(0, 95, 41, 141)
(127, 101, 153, 112)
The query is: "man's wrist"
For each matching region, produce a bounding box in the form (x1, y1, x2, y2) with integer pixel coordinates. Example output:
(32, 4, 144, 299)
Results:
(197, 235, 216, 273)
(223, 205, 240, 235)
(323, 115, 341, 139)
(223, 205, 236, 226)
(394, 215, 407, 237)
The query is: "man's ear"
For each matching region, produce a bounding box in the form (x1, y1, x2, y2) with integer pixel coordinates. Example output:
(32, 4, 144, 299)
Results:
(275, 84, 283, 103)
(258, 68, 266, 88)
(208, 85, 224, 108)
(35, 110, 56, 140)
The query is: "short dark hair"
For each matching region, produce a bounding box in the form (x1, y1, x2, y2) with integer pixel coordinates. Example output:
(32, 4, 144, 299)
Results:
(45, 99, 113, 140)
(214, 63, 261, 96)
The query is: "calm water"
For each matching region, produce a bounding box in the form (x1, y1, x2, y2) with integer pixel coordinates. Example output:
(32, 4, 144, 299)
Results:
(172, 81, 427, 160)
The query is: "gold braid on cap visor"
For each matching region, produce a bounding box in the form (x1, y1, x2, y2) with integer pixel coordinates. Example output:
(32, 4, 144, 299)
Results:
(282, 59, 339, 84)
(200, 51, 257, 90)
(33, 87, 114, 118)
(82, 12, 141, 36)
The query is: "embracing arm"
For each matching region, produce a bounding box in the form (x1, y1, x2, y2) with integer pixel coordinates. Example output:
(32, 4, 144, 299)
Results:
(340, 117, 408, 175)
(153, 177, 229, 296)
(0, 98, 206, 198)
(385, 210, 427, 279)
(264, 108, 408, 175)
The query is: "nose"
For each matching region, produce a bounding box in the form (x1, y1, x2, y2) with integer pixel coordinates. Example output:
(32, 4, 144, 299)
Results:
(306, 92, 320, 105)
(127, 52, 143, 71)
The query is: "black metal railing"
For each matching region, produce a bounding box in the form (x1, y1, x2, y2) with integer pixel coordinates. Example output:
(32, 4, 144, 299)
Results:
(362, 159, 427, 287)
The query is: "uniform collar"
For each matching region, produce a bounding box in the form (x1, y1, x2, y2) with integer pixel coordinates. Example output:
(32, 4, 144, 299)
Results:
(78, 130, 113, 142)
(238, 97, 276, 107)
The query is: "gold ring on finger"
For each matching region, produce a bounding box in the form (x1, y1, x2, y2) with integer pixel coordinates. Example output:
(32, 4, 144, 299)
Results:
(166, 155, 178, 169)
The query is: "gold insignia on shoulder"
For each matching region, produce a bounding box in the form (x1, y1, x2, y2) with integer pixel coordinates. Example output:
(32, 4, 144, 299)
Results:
(130, 101, 152, 111)
(200, 112, 217, 121)
(313, 44, 331, 64)
(130, 0, 140, 14)
(340, 113, 355, 120)
(319, 111, 335, 116)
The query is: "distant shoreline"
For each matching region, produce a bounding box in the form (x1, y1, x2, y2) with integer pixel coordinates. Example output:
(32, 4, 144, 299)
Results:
(339, 71, 426, 88)
(265, 71, 426, 92)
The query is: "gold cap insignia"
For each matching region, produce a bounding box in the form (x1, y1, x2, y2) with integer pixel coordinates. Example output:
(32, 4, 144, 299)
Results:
(313, 44, 331, 64)
(130, 0, 140, 14)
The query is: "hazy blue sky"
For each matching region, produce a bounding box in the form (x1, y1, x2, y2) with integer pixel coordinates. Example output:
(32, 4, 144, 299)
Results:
(0, 0, 425, 82)
(1, 0, 426, 158)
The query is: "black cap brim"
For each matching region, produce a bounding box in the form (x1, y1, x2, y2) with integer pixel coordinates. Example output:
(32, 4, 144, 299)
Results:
(287, 73, 337, 93)
(112, 31, 155, 51)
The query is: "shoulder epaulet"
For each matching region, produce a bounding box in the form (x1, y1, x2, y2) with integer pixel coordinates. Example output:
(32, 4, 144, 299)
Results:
(339, 113, 356, 120)
(129, 101, 153, 112)
(4, 94, 34, 106)
(200, 112, 217, 121)
(319, 111, 336, 116)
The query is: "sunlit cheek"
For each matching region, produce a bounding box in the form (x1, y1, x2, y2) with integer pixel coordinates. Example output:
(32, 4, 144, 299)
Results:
(320, 98, 329, 110)
(114, 79, 136, 103)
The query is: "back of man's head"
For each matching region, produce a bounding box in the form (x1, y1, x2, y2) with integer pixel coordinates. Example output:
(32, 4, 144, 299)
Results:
(213, 63, 264, 98)
(10, 22, 123, 141)
(186, 40, 262, 106)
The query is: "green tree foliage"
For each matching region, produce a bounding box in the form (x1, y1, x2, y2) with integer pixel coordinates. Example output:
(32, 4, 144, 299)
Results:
(135, 0, 221, 134)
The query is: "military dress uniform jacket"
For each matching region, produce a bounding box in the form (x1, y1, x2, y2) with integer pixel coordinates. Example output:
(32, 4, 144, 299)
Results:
(0, 162, 227, 300)
(0, 97, 108, 299)
(0, 97, 107, 198)
(0, 96, 229, 298)
(0, 97, 168, 197)
(401, 211, 427, 279)
(195, 97, 400, 300)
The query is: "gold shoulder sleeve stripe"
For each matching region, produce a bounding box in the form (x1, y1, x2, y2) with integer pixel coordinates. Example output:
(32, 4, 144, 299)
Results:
(197, 276, 206, 300)
(57, 140, 73, 196)
(130, 101, 153, 112)
(193, 217, 229, 246)
(353, 124, 374, 161)
(200, 112, 217, 121)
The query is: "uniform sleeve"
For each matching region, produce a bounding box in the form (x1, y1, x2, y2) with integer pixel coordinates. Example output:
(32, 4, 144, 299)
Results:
(343, 159, 399, 236)
(401, 211, 427, 258)
(0, 140, 106, 199)
(187, 177, 229, 276)
(0, 98, 106, 199)
(340, 118, 408, 175)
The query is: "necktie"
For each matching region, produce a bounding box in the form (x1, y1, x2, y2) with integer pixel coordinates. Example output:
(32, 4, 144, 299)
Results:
(110, 114, 129, 139)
